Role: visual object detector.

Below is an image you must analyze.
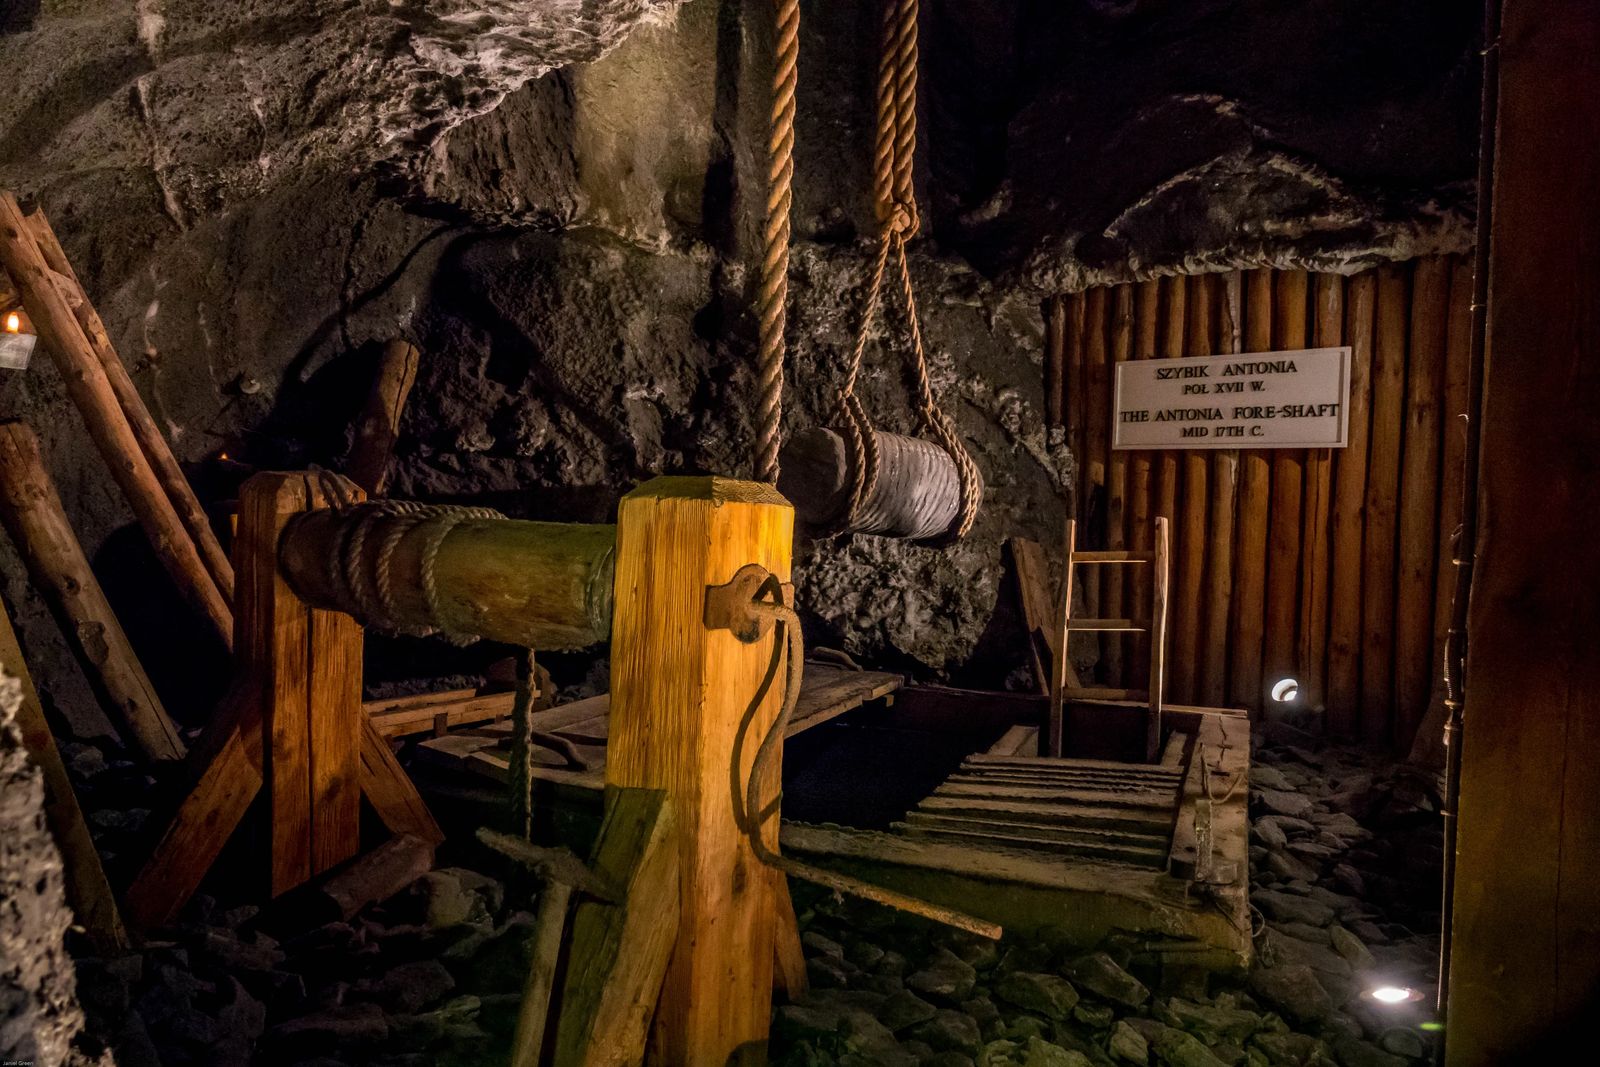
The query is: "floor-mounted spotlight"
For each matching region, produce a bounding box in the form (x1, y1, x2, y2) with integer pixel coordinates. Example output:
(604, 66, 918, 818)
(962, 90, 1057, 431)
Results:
(1365, 985, 1424, 1006)
(1271, 677, 1300, 703)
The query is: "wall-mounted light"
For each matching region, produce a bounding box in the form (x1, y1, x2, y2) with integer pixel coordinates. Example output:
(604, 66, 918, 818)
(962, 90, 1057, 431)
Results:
(1271, 677, 1300, 703)
(0, 305, 37, 371)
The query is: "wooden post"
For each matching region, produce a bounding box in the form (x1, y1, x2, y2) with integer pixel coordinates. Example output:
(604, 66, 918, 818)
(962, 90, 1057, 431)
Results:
(1327, 271, 1376, 737)
(1362, 265, 1409, 744)
(238, 473, 365, 893)
(0, 420, 186, 763)
(20, 208, 235, 606)
(605, 476, 793, 1064)
(1299, 273, 1342, 715)
(1263, 271, 1307, 708)
(1229, 269, 1274, 711)
(1047, 519, 1077, 758)
(1173, 273, 1212, 704)
(347, 339, 422, 496)
(1394, 257, 1447, 749)
(1083, 288, 1109, 665)
(0, 193, 232, 648)
(1127, 281, 1161, 687)
(1066, 293, 1088, 527)
(1450, 2, 1600, 1058)
(0, 597, 128, 953)
(1103, 284, 1134, 687)
(1200, 272, 1243, 706)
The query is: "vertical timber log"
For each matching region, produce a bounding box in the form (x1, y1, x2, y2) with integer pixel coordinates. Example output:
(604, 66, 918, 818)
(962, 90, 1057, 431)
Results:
(1395, 257, 1447, 749)
(1264, 271, 1308, 705)
(606, 477, 793, 1064)
(1327, 272, 1376, 737)
(1173, 273, 1212, 703)
(0, 420, 186, 763)
(1229, 270, 1274, 711)
(1127, 281, 1161, 687)
(1299, 273, 1342, 715)
(1103, 285, 1134, 687)
(1362, 265, 1409, 744)
(1083, 288, 1109, 666)
(1201, 272, 1243, 706)
(347, 339, 422, 496)
(1449, 0, 1600, 1058)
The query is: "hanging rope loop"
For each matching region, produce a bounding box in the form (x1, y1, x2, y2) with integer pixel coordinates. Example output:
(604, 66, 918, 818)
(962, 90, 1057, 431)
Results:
(831, 0, 980, 543)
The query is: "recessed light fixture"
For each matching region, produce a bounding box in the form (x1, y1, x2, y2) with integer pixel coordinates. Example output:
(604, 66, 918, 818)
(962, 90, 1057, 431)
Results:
(1366, 985, 1423, 1006)
(1271, 677, 1300, 703)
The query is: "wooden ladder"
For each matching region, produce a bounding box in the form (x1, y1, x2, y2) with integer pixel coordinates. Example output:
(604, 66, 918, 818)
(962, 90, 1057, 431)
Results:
(1047, 516, 1169, 761)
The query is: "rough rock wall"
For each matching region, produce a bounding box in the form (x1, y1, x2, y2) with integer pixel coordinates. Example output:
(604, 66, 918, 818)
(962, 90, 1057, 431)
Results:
(0, 0, 1481, 720)
(0, 671, 105, 1067)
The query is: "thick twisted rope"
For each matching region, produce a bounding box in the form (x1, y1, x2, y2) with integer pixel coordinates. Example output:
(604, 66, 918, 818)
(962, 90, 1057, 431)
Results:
(755, 0, 801, 484)
(834, 0, 981, 541)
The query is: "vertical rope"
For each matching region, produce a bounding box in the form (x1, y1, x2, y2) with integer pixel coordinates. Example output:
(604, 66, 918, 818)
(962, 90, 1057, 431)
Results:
(756, 0, 801, 484)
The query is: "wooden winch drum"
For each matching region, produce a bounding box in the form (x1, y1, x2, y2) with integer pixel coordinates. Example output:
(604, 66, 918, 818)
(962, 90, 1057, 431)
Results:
(777, 427, 980, 540)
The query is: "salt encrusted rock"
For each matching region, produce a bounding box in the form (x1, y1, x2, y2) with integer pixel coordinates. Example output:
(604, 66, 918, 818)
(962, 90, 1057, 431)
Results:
(1254, 788, 1316, 820)
(1066, 953, 1150, 1009)
(996, 972, 1080, 1021)
(1330, 1034, 1410, 1067)
(1166, 998, 1264, 1045)
(1110, 1020, 1151, 1065)
(1328, 928, 1376, 971)
(1254, 890, 1336, 927)
(806, 953, 853, 989)
(879, 989, 939, 1033)
(1252, 767, 1295, 792)
(909, 949, 980, 1003)
(265, 1003, 390, 1055)
(1248, 965, 1334, 1025)
(1021, 1035, 1094, 1066)
(1250, 1031, 1332, 1066)
(1377, 1030, 1427, 1060)
(911, 1009, 985, 1056)
(803, 931, 846, 959)
(1151, 1026, 1230, 1067)
(1253, 818, 1290, 851)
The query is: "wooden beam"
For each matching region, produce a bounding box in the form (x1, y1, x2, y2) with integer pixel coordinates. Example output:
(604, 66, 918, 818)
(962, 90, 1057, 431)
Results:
(0, 420, 186, 763)
(360, 717, 445, 846)
(1104, 284, 1134, 687)
(1449, 1, 1600, 1059)
(1200, 271, 1243, 706)
(0, 596, 128, 953)
(20, 208, 235, 606)
(1229, 269, 1274, 710)
(1126, 281, 1161, 687)
(1299, 272, 1342, 715)
(1362, 265, 1409, 745)
(1327, 271, 1376, 737)
(1264, 270, 1307, 704)
(347, 339, 421, 496)
(1173, 273, 1213, 704)
(605, 476, 792, 1064)
(1083, 287, 1110, 670)
(551, 787, 680, 1067)
(0, 193, 233, 647)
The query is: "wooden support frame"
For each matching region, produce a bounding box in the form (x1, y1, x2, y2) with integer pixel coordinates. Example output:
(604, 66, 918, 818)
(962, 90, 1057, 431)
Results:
(606, 476, 793, 1065)
(125, 472, 441, 929)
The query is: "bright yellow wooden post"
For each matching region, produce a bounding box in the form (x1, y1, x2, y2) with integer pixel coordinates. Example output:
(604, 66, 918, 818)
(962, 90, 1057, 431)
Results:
(606, 476, 794, 1065)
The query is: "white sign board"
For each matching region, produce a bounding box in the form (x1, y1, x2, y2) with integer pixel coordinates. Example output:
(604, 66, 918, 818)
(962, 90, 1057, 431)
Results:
(1112, 346, 1351, 450)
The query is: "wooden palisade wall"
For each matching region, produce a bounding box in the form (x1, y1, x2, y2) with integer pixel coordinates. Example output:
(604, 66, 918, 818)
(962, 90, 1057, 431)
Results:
(1046, 256, 1471, 749)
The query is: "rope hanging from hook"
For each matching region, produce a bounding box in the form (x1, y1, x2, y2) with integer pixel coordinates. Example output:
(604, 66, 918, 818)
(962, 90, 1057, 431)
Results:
(833, 0, 982, 543)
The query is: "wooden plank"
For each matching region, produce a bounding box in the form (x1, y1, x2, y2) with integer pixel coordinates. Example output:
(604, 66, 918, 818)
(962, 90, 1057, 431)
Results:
(347, 339, 421, 496)
(1168, 712, 1249, 880)
(21, 208, 235, 606)
(1298, 272, 1342, 716)
(895, 819, 1168, 866)
(368, 691, 513, 738)
(551, 787, 680, 1067)
(1148, 516, 1169, 760)
(986, 725, 1039, 757)
(360, 717, 445, 845)
(1263, 270, 1308, 704)
(771, 868, 808, 999)
(605, 477, 791, 1063)
(917, 795, 1174, 834)
(1009, 537, 1080, 695)
(1449, 5, 1600, 1059)
(0, 193, 233, 647)
(1047, 519, 1077, 757)
(784, 666, 902, 734)
(1173, 273, 1213, 704)
(309, 601, 362, 875)
(1394, 256, 1447, 749)
(0, 420, 186, 763)
(1229, 269, 1274, 710)
(1326, 270, 1376, 737)
(1127, 280, 1161, 686)
(1201, 271, 1243, 706)
(125, 714, 263, 930)
(1104, 285, 1134, 686)
(0, 597, 128, 952)
(964, 751, 1184, 777)
(1361, 264, 1409, 744)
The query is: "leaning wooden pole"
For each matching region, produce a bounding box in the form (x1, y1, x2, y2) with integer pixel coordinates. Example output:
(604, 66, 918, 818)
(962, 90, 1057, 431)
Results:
(20, 207, 235, 606)
(0, 420, 186, 763)
(606, 476, 793, 1064)
(347, 339, 422, 496)
(0, 193, 233, 648)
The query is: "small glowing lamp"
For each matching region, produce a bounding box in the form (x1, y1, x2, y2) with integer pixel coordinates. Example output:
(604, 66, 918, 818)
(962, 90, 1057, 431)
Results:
(1271, 677, 1300, 703)
(0, 307, 36, 371)
(3, 311, 19, 333)
(1365, 985, 1423, 1006)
